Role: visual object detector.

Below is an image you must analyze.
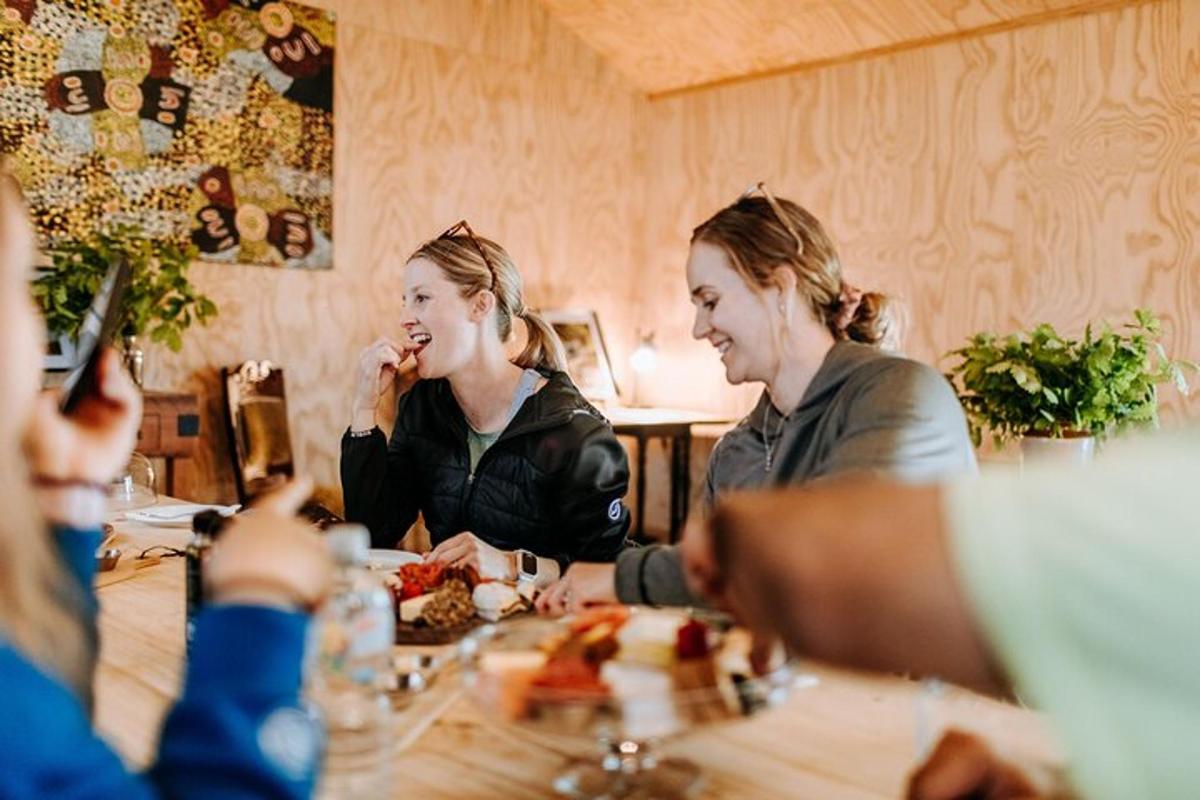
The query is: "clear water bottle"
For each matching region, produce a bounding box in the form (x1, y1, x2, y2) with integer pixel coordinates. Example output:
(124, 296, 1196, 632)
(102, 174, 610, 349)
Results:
(312, 525, 395, 800)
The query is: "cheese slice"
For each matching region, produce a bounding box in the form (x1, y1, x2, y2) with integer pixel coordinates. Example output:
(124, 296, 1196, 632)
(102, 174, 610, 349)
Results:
(399, 593, 436, 623)
(473, 582, 523, 622)
(480, 650, 547, 675)
(615, 611, 682, 668)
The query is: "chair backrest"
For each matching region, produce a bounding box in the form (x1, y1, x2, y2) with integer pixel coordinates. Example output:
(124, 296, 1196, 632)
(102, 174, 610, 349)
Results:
(221, 360, 295, 504)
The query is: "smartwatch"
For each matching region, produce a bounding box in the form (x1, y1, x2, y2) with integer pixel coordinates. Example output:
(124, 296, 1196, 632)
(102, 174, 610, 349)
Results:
(514, 549, 538, 583)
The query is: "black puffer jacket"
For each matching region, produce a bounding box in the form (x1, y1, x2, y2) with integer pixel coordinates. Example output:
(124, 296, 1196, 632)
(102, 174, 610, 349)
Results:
(341, 370, 631, 566)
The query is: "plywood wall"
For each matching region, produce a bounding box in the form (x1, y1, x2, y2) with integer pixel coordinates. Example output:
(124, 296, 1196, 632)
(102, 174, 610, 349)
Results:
(633, 0, 1199, 429)
(538, 0, 1125, 95)
(133, 0, 1196, 509)
(144, 0, 643, 502)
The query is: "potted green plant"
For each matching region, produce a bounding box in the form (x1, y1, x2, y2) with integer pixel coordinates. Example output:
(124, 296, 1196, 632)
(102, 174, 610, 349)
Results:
(32, 227, 217, 386)
(945, 309, 1196, 464)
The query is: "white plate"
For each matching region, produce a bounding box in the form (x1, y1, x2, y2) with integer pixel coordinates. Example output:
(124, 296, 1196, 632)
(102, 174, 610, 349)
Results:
(124, 503, 240, 528)
(366, 549, 423, 570)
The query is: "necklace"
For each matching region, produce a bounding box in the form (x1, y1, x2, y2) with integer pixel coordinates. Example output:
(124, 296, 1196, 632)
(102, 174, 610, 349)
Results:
(762, 402, 789, 473)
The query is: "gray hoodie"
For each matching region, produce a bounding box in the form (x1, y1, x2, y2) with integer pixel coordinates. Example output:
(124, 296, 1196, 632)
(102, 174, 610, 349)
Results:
(614, 341, 976, 606)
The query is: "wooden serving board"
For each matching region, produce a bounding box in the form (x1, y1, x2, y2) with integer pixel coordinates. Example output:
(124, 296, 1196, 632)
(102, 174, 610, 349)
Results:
(394, 617, 485, 645)
(393, 607, 536, 644)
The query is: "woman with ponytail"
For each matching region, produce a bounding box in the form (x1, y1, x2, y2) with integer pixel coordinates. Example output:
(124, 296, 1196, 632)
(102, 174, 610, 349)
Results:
(342, 222, 630, 584)
(539, 184, 975, 613)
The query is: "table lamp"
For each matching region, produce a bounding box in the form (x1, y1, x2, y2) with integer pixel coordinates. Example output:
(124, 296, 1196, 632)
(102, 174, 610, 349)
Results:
(629, 331, 657, 405)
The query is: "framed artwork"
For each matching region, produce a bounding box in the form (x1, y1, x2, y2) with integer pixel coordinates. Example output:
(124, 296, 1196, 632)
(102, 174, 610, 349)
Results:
(0, 0, 335, 269)
(543, 308, 619, 401)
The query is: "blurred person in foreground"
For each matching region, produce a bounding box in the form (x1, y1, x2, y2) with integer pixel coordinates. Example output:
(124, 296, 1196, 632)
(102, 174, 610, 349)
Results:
(0, 169, 332, 798)
(683, 430, 1200, 800)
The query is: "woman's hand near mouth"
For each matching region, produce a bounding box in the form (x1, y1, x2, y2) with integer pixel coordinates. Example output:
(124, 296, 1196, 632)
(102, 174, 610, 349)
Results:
(351, 335, 416, 430)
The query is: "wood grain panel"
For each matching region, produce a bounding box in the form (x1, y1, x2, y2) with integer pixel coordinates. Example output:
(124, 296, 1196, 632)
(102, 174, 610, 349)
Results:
(633, 0, 1200, 431)
(315, 0, 624, 88)
(140, 0, 642, 502)
(123, 0, 1197, 511)
(537, 0, 1135, 95)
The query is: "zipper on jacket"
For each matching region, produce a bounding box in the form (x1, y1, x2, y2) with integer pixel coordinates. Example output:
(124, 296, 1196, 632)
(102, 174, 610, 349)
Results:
(459, 464, 474, 519)
(461, 471, 478, 521)
(455, 404, 600, 526)
(457, 427, 530, 523)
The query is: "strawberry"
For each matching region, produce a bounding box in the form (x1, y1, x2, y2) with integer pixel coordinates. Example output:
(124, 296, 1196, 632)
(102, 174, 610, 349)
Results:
(676, 619, 711, 660)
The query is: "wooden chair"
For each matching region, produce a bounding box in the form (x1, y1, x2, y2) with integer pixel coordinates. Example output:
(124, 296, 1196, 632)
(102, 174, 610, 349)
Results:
(220, 360, 341, 527)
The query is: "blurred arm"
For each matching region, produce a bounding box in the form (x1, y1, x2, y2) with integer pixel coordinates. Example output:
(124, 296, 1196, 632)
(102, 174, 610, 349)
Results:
(709, 481, 1003, 693)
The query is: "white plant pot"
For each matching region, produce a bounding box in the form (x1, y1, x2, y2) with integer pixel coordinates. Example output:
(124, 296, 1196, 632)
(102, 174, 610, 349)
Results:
(1019, 434, 1095, 467)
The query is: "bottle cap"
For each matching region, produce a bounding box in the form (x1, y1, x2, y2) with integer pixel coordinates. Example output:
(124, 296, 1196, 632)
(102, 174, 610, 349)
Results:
(325, 523, 370, 566)
(191, 509, 230, 538)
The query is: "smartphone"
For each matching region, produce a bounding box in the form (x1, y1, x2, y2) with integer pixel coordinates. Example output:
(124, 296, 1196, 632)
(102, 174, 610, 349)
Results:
(59, 252, 133, 415)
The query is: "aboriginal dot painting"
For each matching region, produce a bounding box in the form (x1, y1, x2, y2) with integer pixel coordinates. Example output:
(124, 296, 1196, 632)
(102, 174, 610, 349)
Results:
(0, 0, 334, 269)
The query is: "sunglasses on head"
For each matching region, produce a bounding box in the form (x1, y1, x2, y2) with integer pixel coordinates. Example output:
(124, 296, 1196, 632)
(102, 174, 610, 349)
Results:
(739, 182, 804, 257)
(439, 219, 497, 289)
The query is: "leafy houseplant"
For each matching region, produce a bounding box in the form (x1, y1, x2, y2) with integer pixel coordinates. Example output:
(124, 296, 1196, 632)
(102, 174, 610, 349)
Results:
(945, 309, 1196, 449)
(32, 228, 217, 376)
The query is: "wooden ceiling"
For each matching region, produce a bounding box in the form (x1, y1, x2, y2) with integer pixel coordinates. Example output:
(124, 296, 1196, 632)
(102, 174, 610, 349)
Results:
(536, 0, 1136, 96)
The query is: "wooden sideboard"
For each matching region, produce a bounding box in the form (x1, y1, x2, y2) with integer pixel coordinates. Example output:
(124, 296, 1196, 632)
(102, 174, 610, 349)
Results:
(138, 391, 200, 497)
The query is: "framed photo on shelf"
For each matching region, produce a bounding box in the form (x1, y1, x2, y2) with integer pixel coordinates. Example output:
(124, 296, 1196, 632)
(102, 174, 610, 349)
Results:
(542, 308, 619, 401)
(45, 333, 78, 372)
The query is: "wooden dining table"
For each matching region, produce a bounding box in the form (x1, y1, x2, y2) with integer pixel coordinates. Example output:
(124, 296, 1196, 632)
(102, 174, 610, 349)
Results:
(95, 505, 1063, 799)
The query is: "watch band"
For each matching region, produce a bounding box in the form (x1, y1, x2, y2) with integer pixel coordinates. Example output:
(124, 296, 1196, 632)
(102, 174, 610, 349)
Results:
(515, 548, 538, 583)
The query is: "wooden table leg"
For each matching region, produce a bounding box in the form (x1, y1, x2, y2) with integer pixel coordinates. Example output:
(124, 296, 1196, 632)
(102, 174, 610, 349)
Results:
(668, 431, 692, 543)
(634, 431, 648, 542)
(164, 456, 176, 498)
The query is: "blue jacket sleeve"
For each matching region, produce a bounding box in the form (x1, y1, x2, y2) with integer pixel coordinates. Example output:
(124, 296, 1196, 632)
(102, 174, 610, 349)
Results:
(51, 525, 102, 712)
(52, 525, 102, 591)
(148, 605, 321, 799)
(0, 605, 320, 800)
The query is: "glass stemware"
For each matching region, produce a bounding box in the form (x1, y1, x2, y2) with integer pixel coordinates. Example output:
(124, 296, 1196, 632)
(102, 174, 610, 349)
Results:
(460, 610, 797, 799)
(108, 452, 157, 511)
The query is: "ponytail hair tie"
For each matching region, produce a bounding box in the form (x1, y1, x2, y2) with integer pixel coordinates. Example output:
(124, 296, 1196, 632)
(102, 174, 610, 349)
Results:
(833, 283, 864, 332)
